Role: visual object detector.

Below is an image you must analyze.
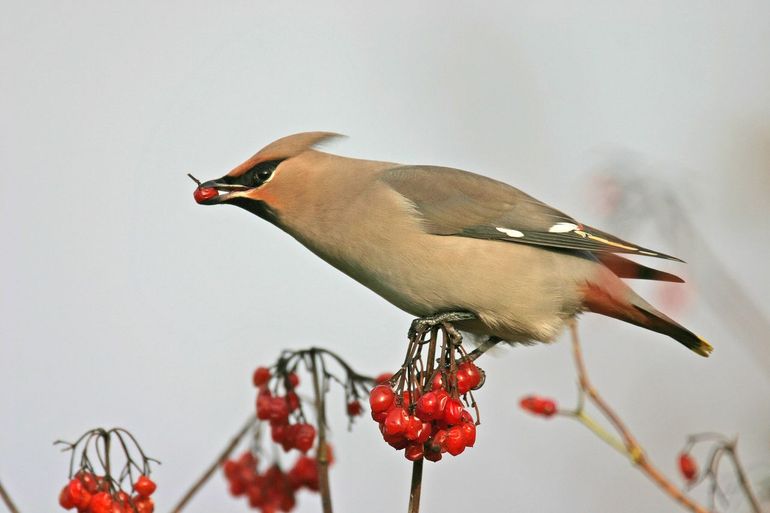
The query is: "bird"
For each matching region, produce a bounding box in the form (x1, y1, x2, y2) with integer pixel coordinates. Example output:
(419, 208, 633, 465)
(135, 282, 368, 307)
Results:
(193, 131, 712, 357)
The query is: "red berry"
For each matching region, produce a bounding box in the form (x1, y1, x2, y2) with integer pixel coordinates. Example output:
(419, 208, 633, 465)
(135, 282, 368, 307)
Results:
(431, 372, 444, 390)
(424, 445, 443, 462)
(286, 391, 300, 411)
(679, 453, 698, 481)
(416, 421, 432, 444)
(271, 423, 287, 443)
(193, 186, 219, 203)
(237, 451, 257, 470)
(374, 372, 393, 384)
(520, 396, 558, 417)
(268, 396, 290, 423)
(347, 400, 363, 416)
(88, 492, 112, 513)
(455, 370, 471, 394)
(459, 362, 482, 390)
(287, 372, 300, 388)
(246, 484, 265, 508)
(415, 392, 439, 421)
(444, 426, 466, 456)
(75, 471, 99, 494)
(252, 367, 271, 387)
(404, 416, 423, 441)
(134, 475, 156, 498)
(256, 389, 272, 420)
(383, 407, 408, 436)
(294, 423, 316, 453)
(223, 460, 239, 480)
(443, 398, 464, 425)
(67, 478, 91, 510)
(133, 496, 155, 513)
(369, 385, 395, 414)
(461, 420, 477, 447)
(59, 485, 75, 510)
(429, 429, 448, 453)
(228, 479, 246, 497)
(405, 443, 424, 461)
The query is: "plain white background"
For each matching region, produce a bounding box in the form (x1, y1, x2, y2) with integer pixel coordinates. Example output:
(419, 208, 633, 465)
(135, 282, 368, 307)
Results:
(2, 2, 769, 512)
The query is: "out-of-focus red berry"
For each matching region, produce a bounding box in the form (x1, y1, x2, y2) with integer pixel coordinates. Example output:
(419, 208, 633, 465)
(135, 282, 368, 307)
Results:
(59, 485, 75, 510)
(67, 478, 91, 511)
(268, 396, 290, 423)
(369, 385, 395, 414)
(519, 396, 558, 417)
(679, 453, 698, 481)
(294, 423, 316, 453)
(88, 492, 113, 513)
(237, 451, 257, 470)
(347, 400, 363, 416)
(374, 372, 393, 384)
(287, 372, 300, 388)
(223, 459, 239, 480)
(256, 389, 272, 420)
(252, 367, 271, 387)
(286, 391, 300, 412)
(133, 496, 155, 513)
(134, 475, 156, 498)
(75, 471, 99, 494)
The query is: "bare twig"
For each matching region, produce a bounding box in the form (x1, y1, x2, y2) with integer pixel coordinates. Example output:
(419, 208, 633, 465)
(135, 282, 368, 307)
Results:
(723, 441, 763, 513)
(567, 320, 714, 513)
(0, 480, 20, 513)
(170, 415, 257, 513)
(310, 351, 333, 513)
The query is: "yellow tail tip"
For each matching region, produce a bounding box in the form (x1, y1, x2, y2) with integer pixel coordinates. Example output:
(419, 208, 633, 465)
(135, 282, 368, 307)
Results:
(695, 336, 713, 357)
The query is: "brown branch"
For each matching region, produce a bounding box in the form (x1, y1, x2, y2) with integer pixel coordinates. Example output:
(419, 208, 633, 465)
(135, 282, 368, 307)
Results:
(408, 458, 424, 513)
(0, 480, 20, 513)
(567, 321, 714, 513)
(169, 415, 256, 513)
(310, 351, 333, 513)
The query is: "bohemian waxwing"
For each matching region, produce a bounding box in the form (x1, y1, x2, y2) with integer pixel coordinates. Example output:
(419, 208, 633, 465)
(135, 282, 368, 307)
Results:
(194, 132, 712, 356)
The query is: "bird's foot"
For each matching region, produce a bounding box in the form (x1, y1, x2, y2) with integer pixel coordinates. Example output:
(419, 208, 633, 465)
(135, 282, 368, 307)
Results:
(408, 311, 476, 342)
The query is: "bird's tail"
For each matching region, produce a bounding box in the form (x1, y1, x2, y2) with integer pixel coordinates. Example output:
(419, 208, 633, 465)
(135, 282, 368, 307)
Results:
(582, 282, 713, 357)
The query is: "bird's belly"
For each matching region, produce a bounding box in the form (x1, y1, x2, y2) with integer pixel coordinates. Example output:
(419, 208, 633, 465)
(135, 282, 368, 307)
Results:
(310, 230, 585, 343)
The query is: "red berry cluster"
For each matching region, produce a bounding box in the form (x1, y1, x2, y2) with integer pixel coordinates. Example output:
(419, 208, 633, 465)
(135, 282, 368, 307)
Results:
(369, 361, 483, 462)
(678, 452, 698, 482)
(519, 395, 558, 417)
(58, 472, 155, 513)
(254, 367, 317, 453)
(223, 448, 334, 512)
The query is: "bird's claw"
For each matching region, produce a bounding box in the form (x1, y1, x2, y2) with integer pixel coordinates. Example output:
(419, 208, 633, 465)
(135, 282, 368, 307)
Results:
(408, 311, 476, 341)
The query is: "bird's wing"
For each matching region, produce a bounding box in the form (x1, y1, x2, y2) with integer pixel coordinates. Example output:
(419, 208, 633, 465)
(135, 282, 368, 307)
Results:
(380, 165, 682, 261)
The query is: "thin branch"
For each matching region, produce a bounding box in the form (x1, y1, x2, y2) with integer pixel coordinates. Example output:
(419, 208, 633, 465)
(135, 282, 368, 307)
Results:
(567, 321, 714, 513)
(724, 441, 763, 513)
(0, 480, 20, 513)
(310, 351, 333, 513)
(169, 415, 257, 513)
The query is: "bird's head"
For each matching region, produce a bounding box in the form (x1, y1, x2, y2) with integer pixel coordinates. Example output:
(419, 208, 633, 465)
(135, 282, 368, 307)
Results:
(192, 131, 341, 222)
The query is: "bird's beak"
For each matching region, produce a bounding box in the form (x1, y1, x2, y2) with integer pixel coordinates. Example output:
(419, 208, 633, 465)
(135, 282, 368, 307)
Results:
(195, 178, 251, 205)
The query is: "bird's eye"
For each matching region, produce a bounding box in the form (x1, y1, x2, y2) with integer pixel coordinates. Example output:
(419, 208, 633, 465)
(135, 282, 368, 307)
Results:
(241, 160, 283, 188)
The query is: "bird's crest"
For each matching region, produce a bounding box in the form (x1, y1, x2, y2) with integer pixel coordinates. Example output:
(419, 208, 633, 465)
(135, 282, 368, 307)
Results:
(226, 131, 343, 178)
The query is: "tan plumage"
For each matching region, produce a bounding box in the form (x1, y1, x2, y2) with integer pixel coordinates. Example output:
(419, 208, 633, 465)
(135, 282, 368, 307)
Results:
(197, 132, 712, 356)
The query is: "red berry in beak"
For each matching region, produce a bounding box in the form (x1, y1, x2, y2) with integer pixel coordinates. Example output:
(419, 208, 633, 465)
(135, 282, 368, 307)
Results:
(193, 186, 218, 203)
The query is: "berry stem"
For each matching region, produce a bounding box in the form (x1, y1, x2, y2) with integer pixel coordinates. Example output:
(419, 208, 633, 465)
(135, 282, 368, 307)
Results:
(169, 415, 257, 513)
(309, 350, 334, 513)
(567, 321, 714, 513)
(408, 458, 423, 513)
(0, 479, 20, 513)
